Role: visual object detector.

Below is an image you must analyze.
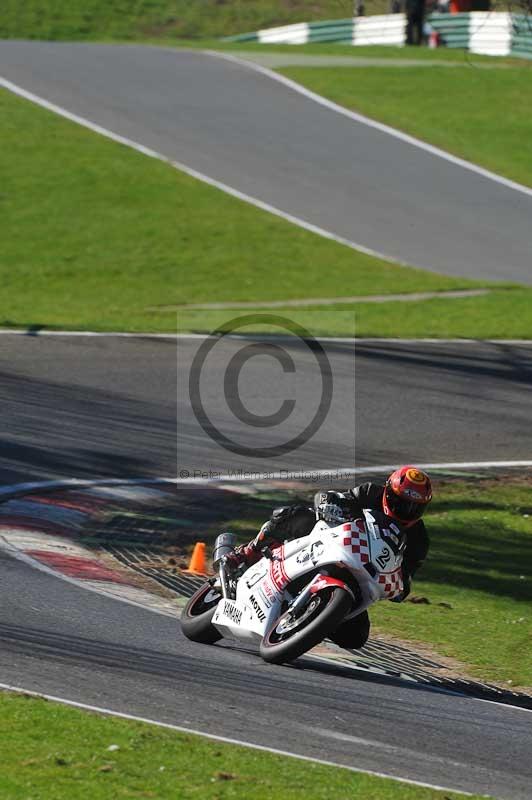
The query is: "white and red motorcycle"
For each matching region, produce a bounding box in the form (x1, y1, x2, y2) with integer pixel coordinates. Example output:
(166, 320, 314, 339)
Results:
(181, 509, 406, 664)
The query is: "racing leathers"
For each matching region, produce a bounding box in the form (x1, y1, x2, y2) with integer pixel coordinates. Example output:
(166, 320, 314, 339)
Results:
(230, 483, 430, 650)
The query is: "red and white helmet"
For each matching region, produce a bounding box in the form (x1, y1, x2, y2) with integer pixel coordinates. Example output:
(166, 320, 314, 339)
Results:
(383, 466, 432, 527)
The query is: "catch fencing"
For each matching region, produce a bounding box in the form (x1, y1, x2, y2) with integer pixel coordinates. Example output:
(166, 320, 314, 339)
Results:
(225, 13, 532, 59)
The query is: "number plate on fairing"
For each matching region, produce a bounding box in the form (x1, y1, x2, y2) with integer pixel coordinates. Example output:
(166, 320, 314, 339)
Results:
(371, 536, 402, 573)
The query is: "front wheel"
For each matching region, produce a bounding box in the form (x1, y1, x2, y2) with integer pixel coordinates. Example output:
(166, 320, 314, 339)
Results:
(180, 582, 223, 644)
(259, 587, 351, 665)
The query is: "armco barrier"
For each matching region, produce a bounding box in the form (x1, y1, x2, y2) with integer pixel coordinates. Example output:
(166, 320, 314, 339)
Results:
(224, 12, 532, 59)
(511, 14, 532, 58)
(307, 19, 355, 43)
(353, 14, 406, 46)
(257, 22, 309, 44)
(428, 12, 471, 49)
(259, 20, 356, 45)
(469, 12, 513, 56)
(225, 17, 352, 44)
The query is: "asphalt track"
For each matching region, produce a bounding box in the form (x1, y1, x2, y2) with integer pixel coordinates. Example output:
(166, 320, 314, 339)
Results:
(1, 41, 531, 283)
(1, 540, 531, 799)
(2, 39, 532, 796)
(1, 333, 531, 796)
(2, 334, 532, 485)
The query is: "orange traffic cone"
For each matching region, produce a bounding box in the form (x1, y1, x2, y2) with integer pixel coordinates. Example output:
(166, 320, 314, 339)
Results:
(182, 542, 208, 575)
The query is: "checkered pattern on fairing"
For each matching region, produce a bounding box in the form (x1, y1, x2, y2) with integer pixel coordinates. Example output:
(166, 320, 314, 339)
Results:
(378, 569, 403, 599)
(342, 521, 370, 564)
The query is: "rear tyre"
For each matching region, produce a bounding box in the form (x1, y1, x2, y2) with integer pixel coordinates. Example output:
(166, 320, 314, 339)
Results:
(180, 582, 223, 644)
(259, 586, 351, 665)
(329, 610, 370, 650)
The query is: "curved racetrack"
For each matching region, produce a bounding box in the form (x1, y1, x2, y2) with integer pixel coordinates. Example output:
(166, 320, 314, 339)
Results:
(1, 335, 532, 484)
(1, 39, 532, 799)
(1, 543, 531, 799)
(1, 333, 532, 798)
(0, 41, 531, 282)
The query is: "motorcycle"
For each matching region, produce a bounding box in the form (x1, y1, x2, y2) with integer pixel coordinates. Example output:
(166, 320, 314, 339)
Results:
(180, 509, 406, 665)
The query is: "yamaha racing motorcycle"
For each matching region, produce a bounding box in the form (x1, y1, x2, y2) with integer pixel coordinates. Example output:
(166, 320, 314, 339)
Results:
(181, 509, 405, 664)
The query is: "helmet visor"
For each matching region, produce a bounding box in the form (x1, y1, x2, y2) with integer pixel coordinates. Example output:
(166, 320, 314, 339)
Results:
(385, 487, 427, 522)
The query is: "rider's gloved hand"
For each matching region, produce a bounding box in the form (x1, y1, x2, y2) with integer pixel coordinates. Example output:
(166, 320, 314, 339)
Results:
(223, 544, 250, 570)
(315, 491, 354, 525)
(316, 491, 351, 524)
(318, 503, 346, 524)
(223, 542, 261, 573)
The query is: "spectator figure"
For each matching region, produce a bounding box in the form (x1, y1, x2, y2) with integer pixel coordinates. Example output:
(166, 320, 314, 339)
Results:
(390, 0, 403, 12)
(406, 0, 426, 44)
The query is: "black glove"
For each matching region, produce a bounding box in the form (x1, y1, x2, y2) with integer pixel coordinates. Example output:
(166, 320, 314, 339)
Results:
(316, 491, 350, 524)
(319, 503, 346, 524)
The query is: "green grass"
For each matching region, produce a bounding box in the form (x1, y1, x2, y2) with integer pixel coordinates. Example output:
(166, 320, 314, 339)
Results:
(2, 59, 532, 338)
(174, 290, 532, 339)
(0, 692, 477, 800)
(0, 0, 385, 41)
(281, 65, 532, 188)
(1, 86, 485, 334)
(371, 479, 532, 687)
(167, 39, 527, 64)
(222, 479, 532, 688)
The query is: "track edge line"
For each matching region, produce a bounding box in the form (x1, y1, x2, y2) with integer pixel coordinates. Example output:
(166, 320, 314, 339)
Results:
(0, 682, 479, 796)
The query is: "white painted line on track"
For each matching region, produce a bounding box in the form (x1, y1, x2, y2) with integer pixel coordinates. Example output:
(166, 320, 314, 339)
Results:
(208, 50, 532, 200)
(0, 76, 406, 268)
(0, 476, 177, 499)
(2, 476, 530, 717)
(0, 329, 531, 344)
(314, 726, 478, 768)
(0, 682, 477, 795)
(2, 461, 532, 500)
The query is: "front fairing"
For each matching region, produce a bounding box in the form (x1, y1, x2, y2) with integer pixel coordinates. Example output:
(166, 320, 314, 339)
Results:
(212, 512, 405, 641)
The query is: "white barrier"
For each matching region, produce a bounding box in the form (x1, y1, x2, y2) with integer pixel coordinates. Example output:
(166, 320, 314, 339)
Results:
(258, 22, 310, 45)
(353, 14, 406, 46)
(469, 12, 513, 56)
(227, 13, 532, 59)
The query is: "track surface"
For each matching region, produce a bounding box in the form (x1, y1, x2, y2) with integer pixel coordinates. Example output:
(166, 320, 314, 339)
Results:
(2, 336, 532, 796)
(1, 335, 532, 484)
(1, 41, 531, 283)
(2, 40, 532, 795)
(1, 545, 531, 799)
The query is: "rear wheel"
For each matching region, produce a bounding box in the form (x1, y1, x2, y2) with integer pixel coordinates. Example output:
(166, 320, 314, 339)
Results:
(180, 582, 223, 644)
(259, 586, 351, 665)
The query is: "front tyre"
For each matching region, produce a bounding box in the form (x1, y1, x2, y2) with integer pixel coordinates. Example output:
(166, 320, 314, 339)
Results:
(259, 587, 351, 665)
(180, 582, 223, 644)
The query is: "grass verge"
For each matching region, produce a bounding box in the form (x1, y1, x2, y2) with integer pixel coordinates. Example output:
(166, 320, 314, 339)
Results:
(174, 290, 532, 339)
(154, 40, 519, 62)
(221, 478, 532, 688)
(0, 692, 477, 800)
(280, 64, 532, 188)
(371, 478, 532, 688)
(0, 1, 390, 41)
(2, 86, 492, 336)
